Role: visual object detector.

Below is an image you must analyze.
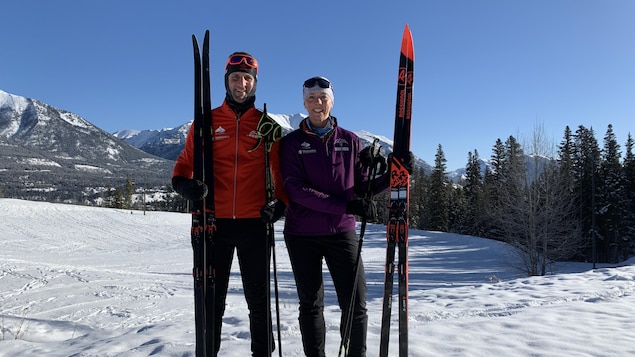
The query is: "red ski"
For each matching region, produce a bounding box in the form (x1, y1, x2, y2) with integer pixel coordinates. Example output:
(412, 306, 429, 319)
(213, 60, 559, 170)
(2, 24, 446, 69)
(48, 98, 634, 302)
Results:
(379, 24, 414, 357)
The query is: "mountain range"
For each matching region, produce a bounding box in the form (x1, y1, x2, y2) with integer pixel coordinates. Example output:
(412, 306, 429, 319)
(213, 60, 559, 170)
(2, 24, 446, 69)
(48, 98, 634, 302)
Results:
(0, 89, 173, 204)
(112, 113, 433, 172)
(0, 88, 470, 205)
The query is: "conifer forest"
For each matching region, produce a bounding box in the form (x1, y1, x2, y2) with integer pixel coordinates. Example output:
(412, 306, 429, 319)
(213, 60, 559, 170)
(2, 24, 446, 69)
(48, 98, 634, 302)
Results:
(399, 124, 635, 272)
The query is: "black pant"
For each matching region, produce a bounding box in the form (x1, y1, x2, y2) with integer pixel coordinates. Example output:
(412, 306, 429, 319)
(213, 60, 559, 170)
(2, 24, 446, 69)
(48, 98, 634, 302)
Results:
(285, 231, 368, 357)
(209, 218, 273, 357)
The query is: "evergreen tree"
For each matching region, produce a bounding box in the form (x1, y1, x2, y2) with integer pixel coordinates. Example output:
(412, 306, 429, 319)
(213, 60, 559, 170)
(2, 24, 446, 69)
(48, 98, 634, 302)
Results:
(458, 150, 485, 235)
(495, 136, 527, 243)
(426, 144, 449, 231)
(494, 136, 526, 243)
(557, 126, 575, 187)
(102, 186, 114, 208)
(113, 188, 124, 209)
(409, 166, 428, 230)
(483, 138, 506, 239)
(597, 125, 627, 262)
(556, 125, 587, 259)
(557, 126, 577, 213)
(124, 176, 134, 210)
(502, 135, 525, 188)
(622, 133, 635, 258)
(374, 191, 389, 225)
(572, 125, 600, 261)
(447, 183, 465, 233)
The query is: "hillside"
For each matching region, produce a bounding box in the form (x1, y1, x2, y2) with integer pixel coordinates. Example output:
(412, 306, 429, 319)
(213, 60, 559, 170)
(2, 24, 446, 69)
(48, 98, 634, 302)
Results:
(0, 89, 174, 204)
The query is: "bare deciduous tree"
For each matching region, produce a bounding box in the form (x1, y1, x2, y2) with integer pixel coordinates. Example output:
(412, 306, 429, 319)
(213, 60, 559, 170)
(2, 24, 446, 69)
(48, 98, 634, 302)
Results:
(496, 123, 582, 275)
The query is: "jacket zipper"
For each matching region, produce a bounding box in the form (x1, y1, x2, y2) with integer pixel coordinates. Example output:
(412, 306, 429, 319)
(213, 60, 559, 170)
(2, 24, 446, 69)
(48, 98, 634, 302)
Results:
(322, 128, 335, 156)
(232, 114, 241, 218)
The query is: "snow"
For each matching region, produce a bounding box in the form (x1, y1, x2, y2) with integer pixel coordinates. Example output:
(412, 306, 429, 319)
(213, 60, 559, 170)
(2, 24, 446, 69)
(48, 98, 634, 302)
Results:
(357, 130, 393, 147)
(56, 110, 91, 129)
(0, 90, 28, 137)
(105, 146, 121, 161)
(266, 113, 299, 132)
(1, 198, 634, 356)
(113, 129, 143, 140)
(19, 158, 61, 167)
(74, 164, 112, 174)
(0, 90, 29, 113)
(113, 129, 159, 147)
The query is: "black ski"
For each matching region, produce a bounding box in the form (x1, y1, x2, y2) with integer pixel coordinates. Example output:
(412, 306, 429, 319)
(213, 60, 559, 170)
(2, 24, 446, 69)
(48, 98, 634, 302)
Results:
(191, 29, 215, 357)
(379, 24, 414, 357)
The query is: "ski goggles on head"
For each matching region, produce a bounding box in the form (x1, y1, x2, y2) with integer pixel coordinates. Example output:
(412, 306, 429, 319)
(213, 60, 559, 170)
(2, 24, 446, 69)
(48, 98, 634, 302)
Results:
(303, 77, 332, 89)
(225, 54, 258, 69)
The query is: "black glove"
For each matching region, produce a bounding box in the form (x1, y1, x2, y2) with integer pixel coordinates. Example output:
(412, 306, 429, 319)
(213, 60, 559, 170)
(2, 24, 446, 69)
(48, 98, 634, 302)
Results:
(260, 199, 286, 224)
(388, 151, 415, 174)
(346, 198, 377, 221)
(359, 146, 376, 168)
(359, 146, 388, 175)
(172, 176, 208, 201)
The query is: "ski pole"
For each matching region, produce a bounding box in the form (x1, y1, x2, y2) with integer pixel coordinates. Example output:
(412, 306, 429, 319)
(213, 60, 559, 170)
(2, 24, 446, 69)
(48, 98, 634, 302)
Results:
(338, 138, 381, 357)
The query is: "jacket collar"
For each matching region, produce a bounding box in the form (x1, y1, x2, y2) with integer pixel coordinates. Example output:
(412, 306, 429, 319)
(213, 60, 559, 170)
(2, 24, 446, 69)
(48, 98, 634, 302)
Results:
(300, 116, 338, 141)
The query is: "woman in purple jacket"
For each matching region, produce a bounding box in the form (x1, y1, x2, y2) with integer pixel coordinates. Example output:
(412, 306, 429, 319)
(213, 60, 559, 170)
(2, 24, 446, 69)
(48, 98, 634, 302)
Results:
(278, 76, 389, 357)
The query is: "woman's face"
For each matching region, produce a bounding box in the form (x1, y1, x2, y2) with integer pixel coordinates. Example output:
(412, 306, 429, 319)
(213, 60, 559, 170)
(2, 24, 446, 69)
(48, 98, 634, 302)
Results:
(304, 92, 333, 128)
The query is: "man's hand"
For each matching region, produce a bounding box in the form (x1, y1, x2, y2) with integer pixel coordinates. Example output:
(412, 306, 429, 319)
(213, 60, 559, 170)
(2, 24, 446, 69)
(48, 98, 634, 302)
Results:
(260, 199, 286, 223)
(172, 176, 208, 201)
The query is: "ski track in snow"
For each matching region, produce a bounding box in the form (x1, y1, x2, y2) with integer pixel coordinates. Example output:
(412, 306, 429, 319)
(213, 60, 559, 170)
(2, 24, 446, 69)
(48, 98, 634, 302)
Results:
(1, 198, 635, 356)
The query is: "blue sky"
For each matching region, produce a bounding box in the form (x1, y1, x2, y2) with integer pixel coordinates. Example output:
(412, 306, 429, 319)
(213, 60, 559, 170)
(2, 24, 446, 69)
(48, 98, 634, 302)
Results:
(2, 1, 634, 170)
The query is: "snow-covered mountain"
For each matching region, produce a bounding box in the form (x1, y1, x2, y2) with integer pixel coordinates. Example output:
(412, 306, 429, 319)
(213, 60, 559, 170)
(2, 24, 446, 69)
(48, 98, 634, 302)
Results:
(113, 125, 191, 161)
(0, 89, 173, 203)
(111, 113, 305, 161)
(114, 112, 434, 173)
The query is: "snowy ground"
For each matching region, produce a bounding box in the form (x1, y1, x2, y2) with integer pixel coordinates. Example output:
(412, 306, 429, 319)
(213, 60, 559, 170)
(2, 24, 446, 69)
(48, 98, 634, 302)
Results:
(1, 198, 634, 356)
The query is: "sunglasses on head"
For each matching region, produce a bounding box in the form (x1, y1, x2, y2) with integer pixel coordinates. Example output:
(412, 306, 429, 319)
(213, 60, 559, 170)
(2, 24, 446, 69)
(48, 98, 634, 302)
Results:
(303, 77, 332, 89)
(226, 54, 258, 69)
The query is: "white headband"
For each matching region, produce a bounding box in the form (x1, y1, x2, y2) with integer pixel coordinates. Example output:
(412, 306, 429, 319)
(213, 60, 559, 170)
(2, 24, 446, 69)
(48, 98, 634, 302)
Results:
(303, 86, 334, 104)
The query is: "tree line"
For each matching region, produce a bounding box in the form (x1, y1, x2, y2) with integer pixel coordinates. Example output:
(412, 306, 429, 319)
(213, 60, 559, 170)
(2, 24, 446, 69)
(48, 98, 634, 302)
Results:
(7, 121, 628, 275)
(397, 123, 635, 275)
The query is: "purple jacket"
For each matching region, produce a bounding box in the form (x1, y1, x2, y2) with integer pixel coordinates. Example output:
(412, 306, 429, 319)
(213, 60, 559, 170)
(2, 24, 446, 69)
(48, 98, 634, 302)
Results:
(279, 117, 388, 236)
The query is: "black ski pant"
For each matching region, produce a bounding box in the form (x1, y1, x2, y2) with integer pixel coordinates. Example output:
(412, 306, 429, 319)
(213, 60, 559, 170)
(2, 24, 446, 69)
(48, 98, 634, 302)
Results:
(285, 231, 368, 357)
(211, 218, 273, 357)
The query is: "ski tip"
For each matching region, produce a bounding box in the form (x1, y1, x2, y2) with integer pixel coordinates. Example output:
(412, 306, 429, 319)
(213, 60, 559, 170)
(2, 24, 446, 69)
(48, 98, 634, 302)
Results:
(401, 24, 414, 61)
(192, 34, 200, 50)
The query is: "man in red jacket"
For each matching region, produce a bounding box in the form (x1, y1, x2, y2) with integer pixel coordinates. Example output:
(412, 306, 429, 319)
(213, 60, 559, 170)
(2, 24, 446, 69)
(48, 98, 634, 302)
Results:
(172, 52, 286, 357)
